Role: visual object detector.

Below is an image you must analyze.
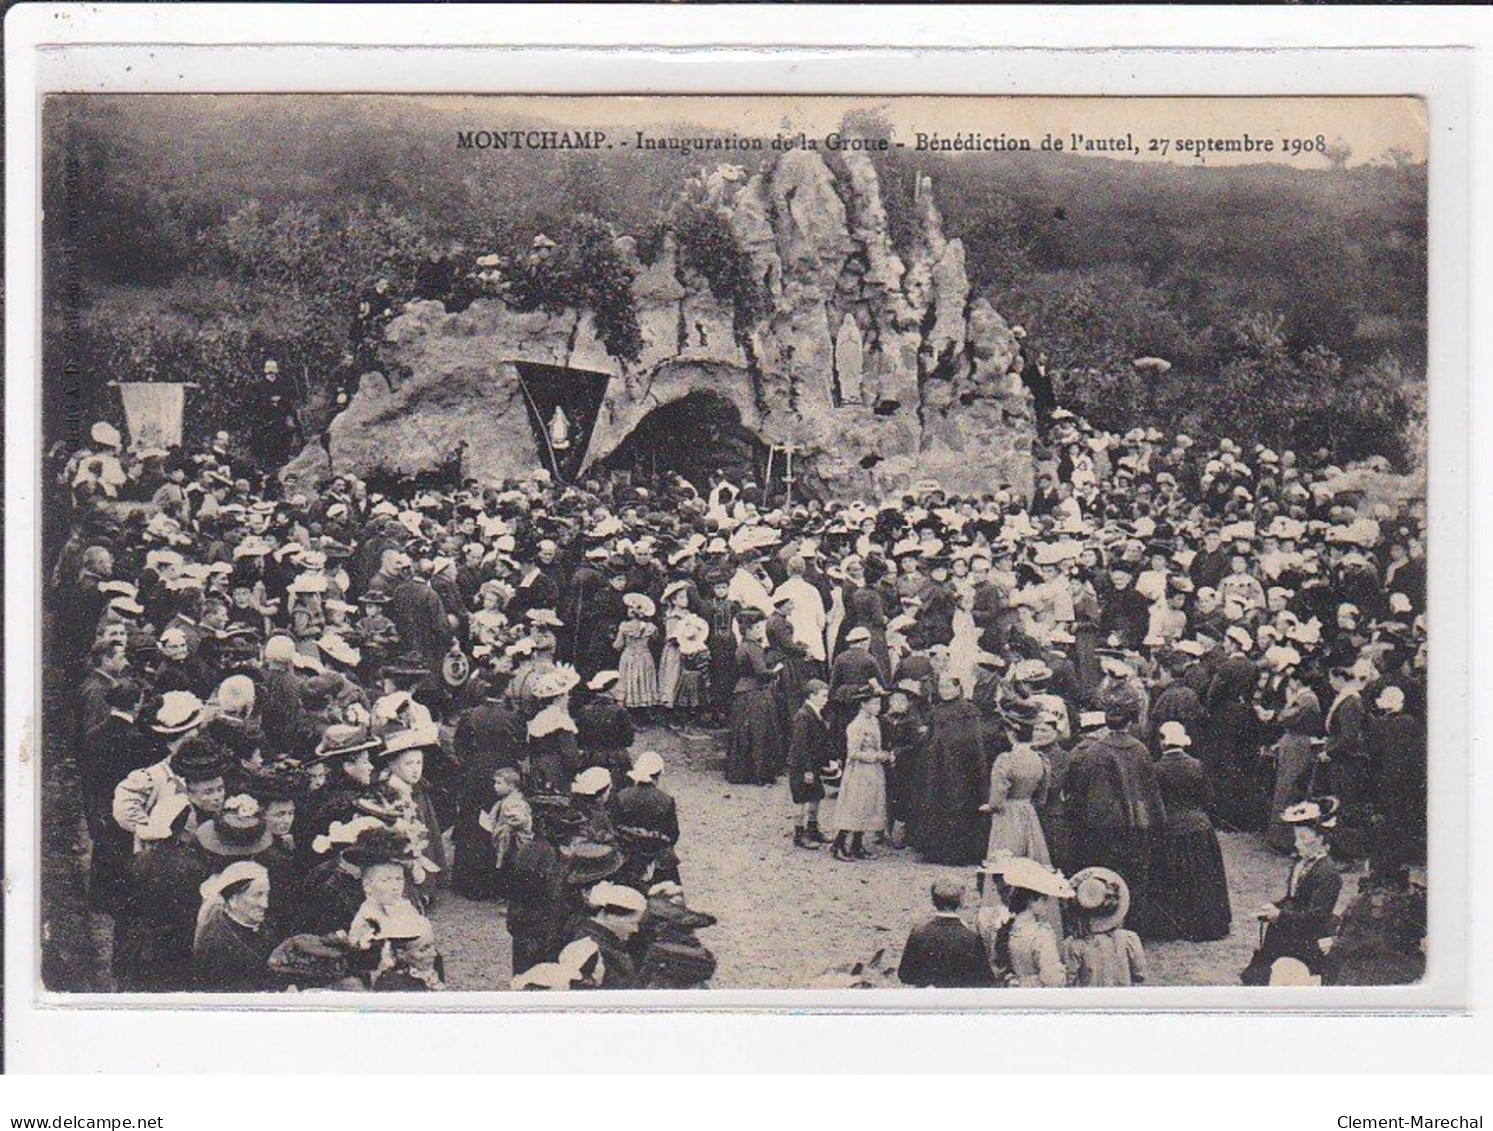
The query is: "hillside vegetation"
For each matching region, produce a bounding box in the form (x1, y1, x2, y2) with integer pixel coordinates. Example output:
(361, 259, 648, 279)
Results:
(43, 96, 1425, 466)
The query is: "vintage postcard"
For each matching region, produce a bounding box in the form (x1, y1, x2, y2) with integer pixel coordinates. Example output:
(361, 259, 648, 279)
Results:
(29, 87, 1443, 1006)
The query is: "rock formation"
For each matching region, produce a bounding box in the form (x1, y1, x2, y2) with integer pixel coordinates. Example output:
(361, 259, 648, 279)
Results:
(288, 147, 1035, 498)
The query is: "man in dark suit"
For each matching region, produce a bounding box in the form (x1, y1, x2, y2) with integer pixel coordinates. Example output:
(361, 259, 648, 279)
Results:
(897, 881, 994, 988)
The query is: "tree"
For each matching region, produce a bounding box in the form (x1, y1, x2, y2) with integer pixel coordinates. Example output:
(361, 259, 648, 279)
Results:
(1325, 137, 1354, 170)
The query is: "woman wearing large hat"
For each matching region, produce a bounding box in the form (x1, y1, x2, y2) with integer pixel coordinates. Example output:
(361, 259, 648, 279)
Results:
(526, 664, 583, 794)
(298, 724, 383, 873)
(194, 792, 275, 862)
(614, 592, 660, 711)
(1243, 796, 1344, 984)
(982, 701, 1054, 871)
(990, 857, 1074, 988)
(374, 722, 449, 881)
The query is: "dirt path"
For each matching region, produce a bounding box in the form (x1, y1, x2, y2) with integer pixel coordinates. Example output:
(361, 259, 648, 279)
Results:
(431, 725, 1299, 990)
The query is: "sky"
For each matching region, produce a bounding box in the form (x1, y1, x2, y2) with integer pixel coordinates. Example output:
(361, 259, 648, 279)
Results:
(417, 94, 1427, 170)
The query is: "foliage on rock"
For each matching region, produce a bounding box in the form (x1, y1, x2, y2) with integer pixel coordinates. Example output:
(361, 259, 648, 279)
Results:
(504, 214, 643, 363)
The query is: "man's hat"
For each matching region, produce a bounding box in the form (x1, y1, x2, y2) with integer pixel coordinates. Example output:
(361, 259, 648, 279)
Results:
(151, 691, 205, 736)
(312, 724, 382, 762)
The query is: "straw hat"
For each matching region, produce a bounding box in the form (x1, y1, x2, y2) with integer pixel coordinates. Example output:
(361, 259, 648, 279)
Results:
(1000, 857, 1075, 899)
(1071, 866, 1131, 934)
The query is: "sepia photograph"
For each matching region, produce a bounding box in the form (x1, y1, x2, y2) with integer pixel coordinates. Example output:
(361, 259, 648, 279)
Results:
(36, 90, 1433, 1000)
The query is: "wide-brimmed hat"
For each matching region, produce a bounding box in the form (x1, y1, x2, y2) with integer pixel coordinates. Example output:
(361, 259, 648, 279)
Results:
(531, 664, 581, 699)
(312, 724, 382, 762)
(378, 722, 441, 761)
(317, 633, 361, 668)
(195, 794, 273, 858)
(570, 766, 613, 797)
(1001, 857, 1075, 899)
(587, 670, 621, 692)
(151, 690, 205, 736)
(627, 749, 665, 783)
(1281, 796, 1341, 830)
(562, 840, 624, 886)
(512, 962, 581, 991)
(1071, 866, 1130, 933)
(526, 608, 564, 628)
(622, 592, 656, 617)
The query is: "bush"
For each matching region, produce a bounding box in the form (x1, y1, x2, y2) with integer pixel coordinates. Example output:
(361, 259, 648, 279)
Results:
(670, 196, 768, 340)
(505, 214, 643, 363)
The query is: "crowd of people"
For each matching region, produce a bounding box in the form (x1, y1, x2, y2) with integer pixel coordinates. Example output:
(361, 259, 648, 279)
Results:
(49, 368, 1428, 992)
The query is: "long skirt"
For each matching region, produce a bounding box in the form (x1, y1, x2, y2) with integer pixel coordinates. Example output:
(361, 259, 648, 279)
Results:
(1038, 803, 1075, 873)
(835, 761, 887, 833)
(657, 643, 683, 708)
(673, 652, 709, 711)
(1266, 736, 1316, 854)
(986, 799, 1051, 865)
(1070, 825, 1159, 939)
(618, 644, 659, 708)
(726, 686, 782, 785)
(1149, 827, 1233, 942)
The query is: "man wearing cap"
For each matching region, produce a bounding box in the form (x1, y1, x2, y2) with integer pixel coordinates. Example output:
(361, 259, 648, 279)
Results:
(569, 881, 647, 989)
(388, 555, 455, 673)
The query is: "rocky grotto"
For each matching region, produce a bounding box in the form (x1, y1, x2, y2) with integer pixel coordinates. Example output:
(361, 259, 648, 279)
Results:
(287, 147, 1037, 499)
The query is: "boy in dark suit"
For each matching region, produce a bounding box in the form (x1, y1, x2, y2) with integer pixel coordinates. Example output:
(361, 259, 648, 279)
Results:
(897, 881, 995, 988)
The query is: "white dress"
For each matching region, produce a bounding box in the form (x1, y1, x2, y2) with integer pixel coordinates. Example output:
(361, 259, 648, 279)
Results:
(835, 713, 888, 833)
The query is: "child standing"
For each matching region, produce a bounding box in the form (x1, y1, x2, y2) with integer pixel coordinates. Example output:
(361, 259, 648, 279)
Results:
(480, 767, 533, 897)
(614, 592, 660, 710)
(832, 682, 893, 862)
(1064, 866, 1147, 987)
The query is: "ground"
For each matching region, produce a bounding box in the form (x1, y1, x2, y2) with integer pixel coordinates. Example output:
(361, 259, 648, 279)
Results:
(432, 725, 1304, 992)
(42, 721, 1329, 994)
